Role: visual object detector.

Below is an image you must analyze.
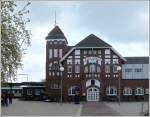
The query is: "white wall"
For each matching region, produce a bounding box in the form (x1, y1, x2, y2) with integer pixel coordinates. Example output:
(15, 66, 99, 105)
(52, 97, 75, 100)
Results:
(122, 64, 149, 79)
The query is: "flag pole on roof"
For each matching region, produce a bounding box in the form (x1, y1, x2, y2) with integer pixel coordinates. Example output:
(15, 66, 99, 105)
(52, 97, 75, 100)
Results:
(54, 10, 57, 26)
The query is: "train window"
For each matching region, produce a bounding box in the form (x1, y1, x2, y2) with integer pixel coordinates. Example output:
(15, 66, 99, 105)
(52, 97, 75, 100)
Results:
(27, 89, 32, 95)
(35, 89, 40, 95)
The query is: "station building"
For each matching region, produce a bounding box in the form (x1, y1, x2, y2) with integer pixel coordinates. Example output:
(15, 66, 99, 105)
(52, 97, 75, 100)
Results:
(45, 25, 149, 102)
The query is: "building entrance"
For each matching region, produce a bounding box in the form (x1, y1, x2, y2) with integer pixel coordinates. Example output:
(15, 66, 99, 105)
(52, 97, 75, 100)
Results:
(87, 87, 99, 101)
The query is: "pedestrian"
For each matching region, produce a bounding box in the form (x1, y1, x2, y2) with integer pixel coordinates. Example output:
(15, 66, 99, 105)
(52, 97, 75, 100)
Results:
(1, 92, 5, 107)
(3, 92, 8, 107)
(8, 91, 14, 104)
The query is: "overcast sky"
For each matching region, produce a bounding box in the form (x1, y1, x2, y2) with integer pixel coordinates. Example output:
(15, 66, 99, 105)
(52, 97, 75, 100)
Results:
(15, 1, 149, 82)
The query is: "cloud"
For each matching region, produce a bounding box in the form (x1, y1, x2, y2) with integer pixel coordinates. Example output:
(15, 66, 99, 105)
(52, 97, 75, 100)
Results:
(15, 1, 149, 82)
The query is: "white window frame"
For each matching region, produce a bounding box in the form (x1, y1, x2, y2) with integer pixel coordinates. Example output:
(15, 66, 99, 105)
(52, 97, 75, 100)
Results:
(75, 49, 80, 55)
(113, 65, 118, 73)
(75, 64, 80, 73)
(67, 65, 72, 73)
(49, 49, 52, 59)
(123, 87, 132, 95)
(59, 49, 62, 58)
(135, 87, 144, 95)
(54, 49, 58, 57)
(105, 65, 110, 73)
(105, 59, 110, 64)
(105, 49, 110, 54)
(106, 86, 117, 96)
(68, 86, 78, 96)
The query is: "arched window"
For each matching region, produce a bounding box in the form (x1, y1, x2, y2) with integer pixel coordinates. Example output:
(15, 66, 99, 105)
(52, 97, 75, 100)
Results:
(68, 86, 79, 96)
(123, 87, 132, 95)
(135, 87, 144, 95)
(106, 86, 117, 95)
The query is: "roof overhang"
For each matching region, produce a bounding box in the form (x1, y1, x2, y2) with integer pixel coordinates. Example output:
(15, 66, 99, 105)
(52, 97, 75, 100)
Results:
(60, 47, 126, 62)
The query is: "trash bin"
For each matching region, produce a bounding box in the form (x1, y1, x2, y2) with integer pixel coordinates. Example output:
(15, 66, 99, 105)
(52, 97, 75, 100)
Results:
(74, 94, 80, 104)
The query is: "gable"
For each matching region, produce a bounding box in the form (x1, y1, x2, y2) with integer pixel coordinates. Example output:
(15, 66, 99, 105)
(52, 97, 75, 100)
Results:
(75, 34, 112, 47)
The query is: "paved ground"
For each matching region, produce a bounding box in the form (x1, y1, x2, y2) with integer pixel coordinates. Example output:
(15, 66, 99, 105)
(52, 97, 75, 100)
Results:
(1, 99, 82, 116)
(81, 102, 121, 116)
(104, 101, 149, 116)
(1, 99, 149, 116)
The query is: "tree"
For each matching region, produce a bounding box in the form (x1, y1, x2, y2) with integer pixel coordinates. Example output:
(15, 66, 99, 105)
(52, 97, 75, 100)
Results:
(1, 1, 31, 82)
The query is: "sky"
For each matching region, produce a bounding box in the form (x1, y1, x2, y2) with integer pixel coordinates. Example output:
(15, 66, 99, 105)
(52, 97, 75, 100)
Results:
(14, 1, 149, 82)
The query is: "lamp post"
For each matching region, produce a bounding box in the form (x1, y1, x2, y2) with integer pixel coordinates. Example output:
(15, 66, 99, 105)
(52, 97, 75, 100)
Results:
(60, 66, 64, 104)
(117, 66, 121, 106)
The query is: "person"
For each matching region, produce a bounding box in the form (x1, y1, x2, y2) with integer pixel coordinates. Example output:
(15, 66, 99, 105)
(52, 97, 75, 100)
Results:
(3, 92, 8, 107)
(8, 91, 14, 104)
(1, 92, 5, 106)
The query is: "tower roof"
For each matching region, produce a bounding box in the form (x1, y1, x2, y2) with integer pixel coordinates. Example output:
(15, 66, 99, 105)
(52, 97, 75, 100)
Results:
(75, 34, 112, 47)
(45, 25, 68, 42)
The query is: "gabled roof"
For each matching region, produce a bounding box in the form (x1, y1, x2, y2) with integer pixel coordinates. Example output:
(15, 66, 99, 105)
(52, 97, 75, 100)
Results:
(45, 25, 68, 42)
(66, 46, 74, 53)
(125, 57, 149, 64)
(75, 34, 112, 47)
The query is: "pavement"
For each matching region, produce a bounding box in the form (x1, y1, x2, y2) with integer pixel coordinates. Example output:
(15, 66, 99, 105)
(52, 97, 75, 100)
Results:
(1, 99, 82, 116)
(1, 99, 149, 116)
(81, 102, 121, 116)
(104, 101, 149, 116)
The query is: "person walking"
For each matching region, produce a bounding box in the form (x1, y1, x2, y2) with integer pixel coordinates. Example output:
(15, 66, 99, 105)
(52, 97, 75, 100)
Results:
(8, 92, 14, 104)
(3, 92, 8, 107)
(1, 92, 5, 107)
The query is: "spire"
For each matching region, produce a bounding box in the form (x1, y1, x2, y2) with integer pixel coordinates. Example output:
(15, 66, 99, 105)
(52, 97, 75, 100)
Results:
(54, 10, 57, 26)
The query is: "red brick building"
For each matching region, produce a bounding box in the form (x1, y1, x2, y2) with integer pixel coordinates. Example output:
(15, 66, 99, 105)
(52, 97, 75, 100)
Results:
(45, 25, 149, 102)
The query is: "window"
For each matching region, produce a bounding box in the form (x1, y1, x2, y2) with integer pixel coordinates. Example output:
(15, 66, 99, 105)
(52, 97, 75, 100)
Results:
(98, 50, 101, 54)
(84, 66, 88, 73)
(54, 49, 58, 57)
(113, 59, 118, 64)
(68, 86, 79, 95)
(105, 49, 110, 54)
(135, 68, 142, 72)
(35, 89, 40, 95)
(89, 64, 96, 73)
(54, 41, 57, 44)
(67, 65, 72, 73)
(145, 89, 149, 94)
(88, 50, 92, 54)
(49, 49, 52, 58)
(97, 66, 101, 73)
(59, 49, 62, 58)
(91, 80, 95, 85)
(75, 50, 80, 55)
(84, 50, 87, 54)
(93, 50, 97, 54)
(105, 65, 110, 73)
(105, 59, 110, 64)
(51, 84, 60, 89)
(106, 86, 117, 95)
(75, 65, 80, 73)
(125, 68, 132, 72)
(123, 87, 132, 95)
(75, 59, 80, 64)
(67, 59, 72, 64)
(113, 65, 118, 73)
(135, 87, 144, 95)
(27, 89, 32, 95)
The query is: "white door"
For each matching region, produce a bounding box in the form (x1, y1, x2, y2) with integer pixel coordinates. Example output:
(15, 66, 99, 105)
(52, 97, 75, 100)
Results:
(87, 87, 99, 101)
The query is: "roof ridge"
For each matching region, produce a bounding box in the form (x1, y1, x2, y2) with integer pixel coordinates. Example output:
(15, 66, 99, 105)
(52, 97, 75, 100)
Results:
(75, 34, 112, 47)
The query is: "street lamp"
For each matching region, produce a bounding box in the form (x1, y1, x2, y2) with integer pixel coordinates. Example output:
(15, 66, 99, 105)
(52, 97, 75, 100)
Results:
(117, 66, 121, 106)
(60, 66, 64, 104)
